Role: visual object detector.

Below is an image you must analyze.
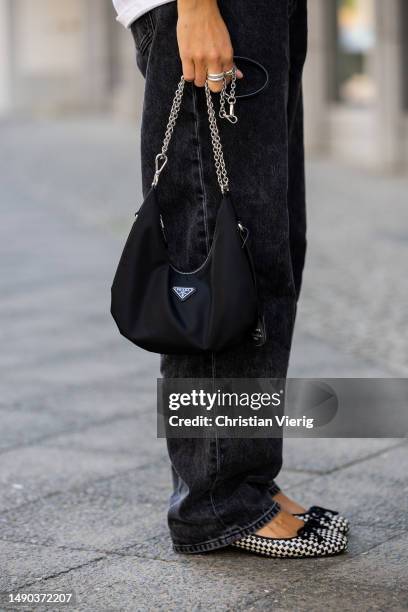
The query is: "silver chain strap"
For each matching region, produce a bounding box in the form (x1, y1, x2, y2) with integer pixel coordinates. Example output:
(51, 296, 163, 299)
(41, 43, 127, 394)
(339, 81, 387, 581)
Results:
(204, 80, 229, 193)
(152, 75, 234, 194)
(151, 76, 185, 187)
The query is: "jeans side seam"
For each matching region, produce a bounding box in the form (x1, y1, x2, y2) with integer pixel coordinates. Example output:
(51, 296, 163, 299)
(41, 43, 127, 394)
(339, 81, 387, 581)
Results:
(288, 0, 298, 18)
(192, 86, 210, 253)
(208, 351, 226, 528)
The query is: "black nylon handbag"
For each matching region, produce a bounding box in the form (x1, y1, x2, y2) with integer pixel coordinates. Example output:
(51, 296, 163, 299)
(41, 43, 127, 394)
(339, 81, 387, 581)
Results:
(111, 76, 264, 354)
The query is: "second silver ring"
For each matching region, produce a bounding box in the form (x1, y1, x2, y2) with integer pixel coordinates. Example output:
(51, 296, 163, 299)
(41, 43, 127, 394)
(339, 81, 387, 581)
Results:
(207, 67, 235, 82)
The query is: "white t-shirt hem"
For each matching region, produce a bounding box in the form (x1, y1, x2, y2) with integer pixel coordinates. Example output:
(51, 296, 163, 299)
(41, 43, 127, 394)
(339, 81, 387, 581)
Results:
(115, 0, 173, 28)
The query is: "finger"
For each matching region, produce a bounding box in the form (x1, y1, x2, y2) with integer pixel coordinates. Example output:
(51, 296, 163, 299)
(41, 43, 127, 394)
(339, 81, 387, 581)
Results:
(222, 67, 244, 87)
(207, 77, 224, 93)
(181, 57, 195, 82)
(207, 57, 225, 93)
(222, 58, 234, 74)
(194, 58, 207, 88)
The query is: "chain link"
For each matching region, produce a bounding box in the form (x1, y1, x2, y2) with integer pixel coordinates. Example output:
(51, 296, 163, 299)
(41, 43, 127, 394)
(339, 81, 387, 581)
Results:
(152, 74, 232, 193)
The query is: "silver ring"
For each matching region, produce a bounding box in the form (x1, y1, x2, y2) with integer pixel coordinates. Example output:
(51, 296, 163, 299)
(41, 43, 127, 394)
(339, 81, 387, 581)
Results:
(207, 66, 236, 82)
(207, 74, 224, 82)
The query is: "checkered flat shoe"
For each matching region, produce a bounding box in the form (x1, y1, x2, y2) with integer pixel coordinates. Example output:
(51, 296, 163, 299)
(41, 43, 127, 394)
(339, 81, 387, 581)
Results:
(296, 505, 350, 534)
(231, 522, 347, 559)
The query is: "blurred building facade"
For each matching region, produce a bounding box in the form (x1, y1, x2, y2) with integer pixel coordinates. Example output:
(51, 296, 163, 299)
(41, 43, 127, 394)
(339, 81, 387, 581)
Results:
(1, 0, 407, 172)
(0, 0, 143, 118)
(304, 0, 408, 172)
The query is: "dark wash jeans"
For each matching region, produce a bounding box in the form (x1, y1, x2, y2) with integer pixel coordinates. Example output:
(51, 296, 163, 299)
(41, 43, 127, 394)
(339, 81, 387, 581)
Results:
(130, 0, 308, 552)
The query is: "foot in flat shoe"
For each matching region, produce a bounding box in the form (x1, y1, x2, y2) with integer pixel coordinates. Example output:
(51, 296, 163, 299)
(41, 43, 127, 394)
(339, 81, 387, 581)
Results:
(256, 510, 305, 539)
(272, 490, 349, 533)
(231, 521, 348, 558)
(272, 491, 306, 514)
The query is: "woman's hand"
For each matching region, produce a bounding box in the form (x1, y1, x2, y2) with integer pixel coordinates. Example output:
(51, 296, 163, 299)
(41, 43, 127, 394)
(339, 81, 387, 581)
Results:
(177, 0, 243, 92)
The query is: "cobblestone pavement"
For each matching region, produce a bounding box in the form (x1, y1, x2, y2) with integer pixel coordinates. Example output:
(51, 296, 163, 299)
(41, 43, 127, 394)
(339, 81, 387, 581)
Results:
(1, 118, 407, 611)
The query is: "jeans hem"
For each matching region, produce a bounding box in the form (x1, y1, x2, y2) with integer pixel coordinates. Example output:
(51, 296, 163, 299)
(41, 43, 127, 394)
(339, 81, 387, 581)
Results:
(172, 500, 281, 554)
(268, 482, 281, 497)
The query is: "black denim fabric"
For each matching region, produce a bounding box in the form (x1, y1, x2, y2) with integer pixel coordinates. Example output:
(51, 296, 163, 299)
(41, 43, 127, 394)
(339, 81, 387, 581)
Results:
(130, 0, 308, 552)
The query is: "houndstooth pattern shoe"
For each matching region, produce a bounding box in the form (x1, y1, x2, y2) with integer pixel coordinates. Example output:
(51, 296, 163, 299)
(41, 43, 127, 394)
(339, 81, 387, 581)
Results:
(231, 522, 347, 558)
(295, 506, 350, 534)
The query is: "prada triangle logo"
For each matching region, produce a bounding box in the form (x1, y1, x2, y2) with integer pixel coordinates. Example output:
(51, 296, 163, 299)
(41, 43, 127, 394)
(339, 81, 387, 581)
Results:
(172, 286, 196, 301)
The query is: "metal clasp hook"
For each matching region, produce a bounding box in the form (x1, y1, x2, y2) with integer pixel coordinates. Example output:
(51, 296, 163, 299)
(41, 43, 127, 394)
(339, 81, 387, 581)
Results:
(152, 153, 168, 187)
(225, 103, 238, 124)
(238, 221, 249, 247)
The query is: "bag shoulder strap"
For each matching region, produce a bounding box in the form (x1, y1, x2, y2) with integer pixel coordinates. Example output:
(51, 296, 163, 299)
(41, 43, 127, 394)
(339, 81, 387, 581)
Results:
(151, 76, 231, 194)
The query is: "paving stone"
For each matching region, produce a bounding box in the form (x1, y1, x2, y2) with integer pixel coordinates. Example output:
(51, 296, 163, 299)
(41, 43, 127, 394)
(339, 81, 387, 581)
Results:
(0, 540, 106, 591)
(0, 375, 158, 439)
(2, 345, 146, 392)
(299, 160, 408, 376)
(0, 445, 159, 512)
(246, 578, 408, 612)
(0, 402, 157, 461)
(272, 468, 316, 488)
(0, 362, 157, 409)
(248, 533, 408, 611)
(281, 437, 402, 473)
(0, 280, 110, 328)
(9, 551, 345, 612)
(0, 279, 106, 316)
(0, 464, 170, 551)
(0, 314, 116, 371)
(343, 524, 405, 557)
(289, 332, 392, 377)
(0, 379, 56, 407)
(0, 407, 80, 451)
(42, 415, 166, 457)
(323, 531, 408, 588)
(0, 394, 160, 456)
